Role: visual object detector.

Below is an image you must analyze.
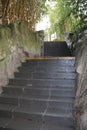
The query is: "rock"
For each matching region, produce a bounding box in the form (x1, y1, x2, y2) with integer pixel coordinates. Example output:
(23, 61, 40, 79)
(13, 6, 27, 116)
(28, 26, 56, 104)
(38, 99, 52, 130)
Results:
(75, 30, 87, 130)
(80, 112, 87, 130)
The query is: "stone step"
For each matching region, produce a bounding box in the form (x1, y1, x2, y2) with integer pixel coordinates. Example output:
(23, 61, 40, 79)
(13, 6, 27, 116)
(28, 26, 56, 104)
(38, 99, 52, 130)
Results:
(0, 95, 18, 105)
(2, 87, 23, 95)
(33, 72, 76, 79)
(22, 95, 74, 102)
(0, 93, 74, 106)
(0, 97, 74, 119)
(0, 128, 13, 130)
(6, 84, 75, 90)
(0, 104, 17, 118)
(2, 86, 75, 98)
(42, 125, 75, 130)
(44, 41, 71, 56)
(24, 88, 75, 98)
(23, 58, 75, 67)
(18, 68, 75, 74)
(14, 72, 76, 80)
(18, 66, 36, 72)
(0, 90, 75, 105)
(5, 85, 76, 93)
(20, 98, 74, 109)
(18, 66, 75, 73)
(13, 108, 74, 127)
(0, 117, 12, 128)
(8, 79, 75, 87)
(0, 117, 75, 130)
(0, 94, 74, 105)
(21, 61, 75, 68)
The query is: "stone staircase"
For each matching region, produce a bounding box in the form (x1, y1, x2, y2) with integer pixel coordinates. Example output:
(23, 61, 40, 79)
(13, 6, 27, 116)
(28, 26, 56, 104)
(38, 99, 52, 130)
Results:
(44, 41, 72, 56)
(0, 57, 76, 130)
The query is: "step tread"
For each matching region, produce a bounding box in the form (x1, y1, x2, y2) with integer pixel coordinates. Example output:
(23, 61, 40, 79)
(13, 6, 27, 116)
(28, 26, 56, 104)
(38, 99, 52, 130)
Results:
(19, 98, 74, 110)
(23, 88, 75, 97)
(18, 66, 75, 73)
(0, 117, 74, 130)
(9, 79, 75, 87)
(0, 117, 12, 128)
(2, 87, 75, 99)
(0, 104, 17, 111)
(15, 72, 76, 80)
(3, 86, 75, 91)
(14, 105, 73, 118)
(5, 84, 76, 92)
(33, 72, 76, 79)
(0, 94, 19, 105)
(0, 93, 74, 106)
(22, 95, 74, 102)
(23, 60, 75, 67)
(0, 103, 18, 118)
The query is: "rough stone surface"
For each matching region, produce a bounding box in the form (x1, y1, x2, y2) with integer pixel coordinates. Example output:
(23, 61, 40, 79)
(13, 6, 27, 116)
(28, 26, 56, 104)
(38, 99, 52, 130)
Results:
(74, 30, 87, 130)
(0, 23, 44, 93)
(0, 48, 26, 93)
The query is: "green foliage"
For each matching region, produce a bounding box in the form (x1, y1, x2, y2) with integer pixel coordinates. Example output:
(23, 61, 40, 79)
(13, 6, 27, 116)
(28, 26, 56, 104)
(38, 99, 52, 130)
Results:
(49, 0, 87, 39)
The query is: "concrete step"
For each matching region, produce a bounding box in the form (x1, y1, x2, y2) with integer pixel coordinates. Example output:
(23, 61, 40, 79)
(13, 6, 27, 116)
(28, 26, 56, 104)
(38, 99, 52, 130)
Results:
(0, 96, 74, 119)
(23, 58, 75, 67)
(33, 72, 76, 79)
(18, 66, 75, 74)
(14, 72, 76, 80)
(21, 60, 75, 67)
(0, 104, 17, 118)
(2, 87, 23, 96)
(13, 108, 74, 127)
(0, 95, 18, 105)
(44, 41, 72, 56)
(0, 92, 74, 106)
(2, 86, 75, 98)
(0, 91, 75, 107)
(6, 84, 75, 89)
(42, 125, 75, 130)
(22, 95, 75, 102)
(18, 66, 36, 73)
(0, 128, 13, 130)
(0, 117, 75, 130)
(14, 104, 73, 116)
(5, 84, 76, 92)
(0, 92, 74, 118)
(24, 88, 75, 98)
(8, 79, 75, 87)
(0, 117, 12, 128)
(20, 98, 74, 109)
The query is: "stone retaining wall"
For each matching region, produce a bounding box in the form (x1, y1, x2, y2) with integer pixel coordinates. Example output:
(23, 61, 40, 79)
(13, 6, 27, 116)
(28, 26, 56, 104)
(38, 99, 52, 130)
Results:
(0, 22, 44, 93)
(0, 47, 26, 93)
(74, 30, 87, 130)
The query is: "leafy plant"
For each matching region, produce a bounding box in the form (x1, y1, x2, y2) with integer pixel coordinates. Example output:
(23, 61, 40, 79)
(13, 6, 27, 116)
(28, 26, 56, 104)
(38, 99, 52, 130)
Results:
(49, 0, 87, 39)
